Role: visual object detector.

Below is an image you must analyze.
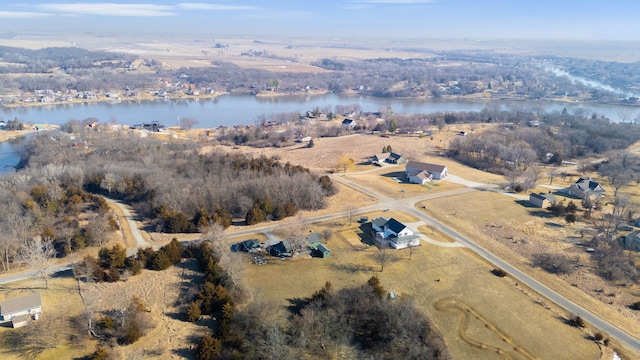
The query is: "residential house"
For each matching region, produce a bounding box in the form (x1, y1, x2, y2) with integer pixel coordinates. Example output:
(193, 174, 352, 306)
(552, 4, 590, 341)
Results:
(371, 152, 407, 165)
(230, 239, 261, 252)
(371, 217, 420, 249)
(0, 293, 42, 328)
(342, 118, 357, 130)
(405, 160, 448, 184)
(386, 152, 407, 164)
(528, 192, 558, 208)
(621, 231, 640, 252)
(565, 177, 606, 199)
(268, 240, 292, 257)
(295, 136, 313, 143)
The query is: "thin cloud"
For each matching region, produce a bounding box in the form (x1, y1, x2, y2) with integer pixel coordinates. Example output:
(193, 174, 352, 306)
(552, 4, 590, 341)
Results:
(0, 11, 53, 19)
(351, 0, 436, 3)
(36, 3, 177, 17)
(177, 3, 256, 11)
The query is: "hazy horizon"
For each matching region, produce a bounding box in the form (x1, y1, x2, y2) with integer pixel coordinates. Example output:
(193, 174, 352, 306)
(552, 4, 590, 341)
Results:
(0, 1, 639, 42)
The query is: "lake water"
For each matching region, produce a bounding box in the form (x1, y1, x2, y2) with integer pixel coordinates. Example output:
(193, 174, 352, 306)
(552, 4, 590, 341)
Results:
(0, 93, 638, 173)
(0, 135, 28, 173)
(1, 93, 637, 128)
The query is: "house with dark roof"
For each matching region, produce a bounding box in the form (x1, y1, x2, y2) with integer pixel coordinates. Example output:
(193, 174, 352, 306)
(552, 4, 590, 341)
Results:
(528, 192, 558, 208)
(342, 118, 357, 130)
(314, 244, 331, 258)
(230, 239, 261, 252)
(370, 217, 420, 249)
(0, 293, 42, 328)
(405, 160, 448, 184)
(371, 152, 407, 165)
(268, 240, 292, 257)
(564, 177, 605, 199)
(621, 231, 640, 252)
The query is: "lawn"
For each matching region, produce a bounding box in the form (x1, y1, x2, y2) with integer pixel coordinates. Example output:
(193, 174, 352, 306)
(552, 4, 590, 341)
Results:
(242, 210, 602, 360)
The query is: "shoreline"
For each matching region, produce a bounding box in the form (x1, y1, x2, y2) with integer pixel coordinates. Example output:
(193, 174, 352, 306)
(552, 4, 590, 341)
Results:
(0, 125, 57, 143)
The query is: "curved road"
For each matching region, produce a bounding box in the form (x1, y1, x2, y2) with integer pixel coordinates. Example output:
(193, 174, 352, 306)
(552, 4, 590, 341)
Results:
(333, 175, 640, 354)
(1, 172, 639, 353)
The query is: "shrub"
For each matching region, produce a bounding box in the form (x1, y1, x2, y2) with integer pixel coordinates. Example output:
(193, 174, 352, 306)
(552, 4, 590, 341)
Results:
(186, 301, 202, 322)
(90, 346, 110, 360)
(594, 332, 604, 341)
(196, 334, 222, 360)
(631, 301, 640, 310)
(533, 253, 575, 274)
(570, 315, 585, 328)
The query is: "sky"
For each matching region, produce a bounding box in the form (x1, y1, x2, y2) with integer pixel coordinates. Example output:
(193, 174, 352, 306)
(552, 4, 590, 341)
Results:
(0, 1, 639, 41)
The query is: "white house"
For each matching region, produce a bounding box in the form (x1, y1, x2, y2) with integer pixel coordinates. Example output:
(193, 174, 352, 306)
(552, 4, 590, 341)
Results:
(342, 118, 357, 130)
(564, 177, 605, 199)
(405, 161, 448, 183)
(371, 217, 420, 249)
(0, 293, 42, 328)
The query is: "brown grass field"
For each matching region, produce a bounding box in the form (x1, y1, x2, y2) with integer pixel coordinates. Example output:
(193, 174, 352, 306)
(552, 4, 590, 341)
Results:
(241, 211, 607, 360)
(0, 31, 639, 357)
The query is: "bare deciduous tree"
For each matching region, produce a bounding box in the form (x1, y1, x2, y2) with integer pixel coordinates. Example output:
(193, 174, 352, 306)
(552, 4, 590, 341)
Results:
(344, 205, 359, 226)
(18, 237, 56, 288)
(180, 117, 199, 130)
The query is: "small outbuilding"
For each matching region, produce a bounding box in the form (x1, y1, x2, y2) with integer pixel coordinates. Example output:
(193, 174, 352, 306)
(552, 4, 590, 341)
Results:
(314, 244, 331, 258)
(528, 192, 558, 208)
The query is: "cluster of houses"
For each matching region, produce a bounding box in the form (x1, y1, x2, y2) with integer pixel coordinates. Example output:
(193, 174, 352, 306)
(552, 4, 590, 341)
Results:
(231, 234, 331, 259)
(527, 177, 607, 209)
(0, 293, 42, 328)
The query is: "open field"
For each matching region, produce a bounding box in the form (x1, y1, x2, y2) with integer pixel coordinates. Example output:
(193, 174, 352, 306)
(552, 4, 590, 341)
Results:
(241, 210, 606, 360)
(417, 188, 640, 355)
(0, 258, 209, 360)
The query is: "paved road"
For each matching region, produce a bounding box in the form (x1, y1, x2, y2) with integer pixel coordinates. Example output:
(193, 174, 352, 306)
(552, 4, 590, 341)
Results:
(1, 169, 639, 353)
(332, 174, 640, 353)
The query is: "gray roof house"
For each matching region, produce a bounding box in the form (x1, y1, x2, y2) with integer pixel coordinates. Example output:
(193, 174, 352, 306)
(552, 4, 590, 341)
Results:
(342, 118, 357, 130)
(528, 192, 558, 208)
(621, 231, 640, 252)
(565, 177, 605, 199)
(405, 160, 448, 183)
(371, 217, 420, 250)
(0, 293, 42, 328)
(371, 152, 407, 165)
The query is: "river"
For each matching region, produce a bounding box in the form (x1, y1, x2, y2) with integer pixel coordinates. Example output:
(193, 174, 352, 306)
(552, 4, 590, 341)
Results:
(0, 93, 637, 173)
(0, 135, 28, 173)
(1, 93, 637, 128)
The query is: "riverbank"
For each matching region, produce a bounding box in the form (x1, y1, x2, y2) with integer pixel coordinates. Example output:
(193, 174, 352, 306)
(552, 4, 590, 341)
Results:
(0, 91, 229, 110)
(0, 125, 58, 142)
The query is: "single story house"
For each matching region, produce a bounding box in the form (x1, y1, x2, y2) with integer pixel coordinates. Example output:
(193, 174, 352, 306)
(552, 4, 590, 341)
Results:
(621, 231, 640, 252)
(405, 161, 448, 184)
(342, 118, 357, 130)
(371, 152, 407, 165)
(295, 136, 313, 143)
(564, 177, 605, 199)
(0, 293, 42, 328)
(528, 192, 558, 208)
(371, 217, 420, 249)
